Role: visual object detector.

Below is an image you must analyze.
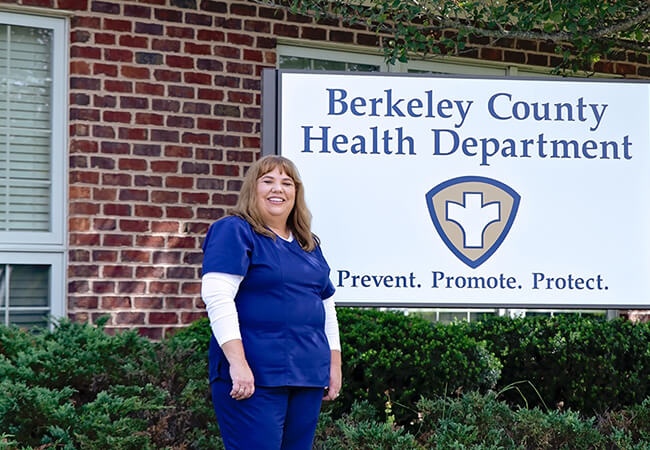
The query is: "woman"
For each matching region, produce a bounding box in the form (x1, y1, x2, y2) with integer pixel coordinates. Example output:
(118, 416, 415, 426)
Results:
(201, 155, 342, 450)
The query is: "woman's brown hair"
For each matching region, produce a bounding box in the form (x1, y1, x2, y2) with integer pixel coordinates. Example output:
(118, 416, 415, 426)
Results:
(230, 155, 319, 251)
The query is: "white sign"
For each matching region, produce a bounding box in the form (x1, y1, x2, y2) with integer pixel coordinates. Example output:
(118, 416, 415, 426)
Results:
(273, 71, 650, 307)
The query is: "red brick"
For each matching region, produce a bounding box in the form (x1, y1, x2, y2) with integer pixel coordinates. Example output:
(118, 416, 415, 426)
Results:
(101, 142, 130, 154)
(151, 161, 178, 173)
(197, 88, 223, 101)
(135, 175, 163, 187)
(103, 111, 131, 123)
(135, 204, 163, 217)
(214, 45, 240, 59)
(93, 281, 115, 294)
(212, 163, 239, 176)
(105, 80, 133, 93)
(104, 204, 132, 216)
(72, 16, 101, 28)
(151, 221, 179, 232)
(226, 150, 253, 162)
(71, 77, 101, 90)
(102, 173, 132, 186)
(181, 311, 206, 323)
(168, 85, 194, 98)
(122, 250, 151, 262)
(227, 32, 254, 46)
(121, 66, 150, 79)
(70, 108, 100, 121)
(70, 155, 87, 168)
(102, 296, 132, 308)
(154, 69, 182, 83)
(134, 295, 164, 307)
(152, 99, 180, 112)
(197, 29, 224, 41)
(69, 202, 100, 215)
(135, 82, 165, 96)
(168, 236, 196, 248)
(93, 250, 118, 262)
(181, 133, 209, 145)
(149, 312, 178, 324)
(95, 32, 115, 45)
(152, 39, 181, 53)
(167, 26, 194, 39)
(197, 118, 223, 130)
(94, 218, 117, 230)
(118, 282, 146, 294)
(150, 281, 179, 294)
(164, 145, 192, 158)
(228, 91, 253, 104)
(120, 219, 150, 232)
(166, 206, 193, 218)
(185, 42, 211, 55)
(213, 135, 240, 148)
(69, 186, 91, 200)
(136, 235, 165, 247)
(481, 48, 503, 61)
(119, 158, 148, 170)
(70, 232, 101, 245)
(195, 148, 222, 160)
(151, 190, 179, 203)
(155, 8, 182, 22)
(103, 265, 134, 278)
(116, 312, 146, 325)
(184, 72, 212, 85)
(186, 12, 212, 26)
(166, 55, 194, 68)
(244, 19, 269, 33)
(70, 61, 91, 75)
(118, 127, 148, 140)
(105, 48, 133, 62)
(243, 49, 263, 62)
(167, 116, 195, 128)
(94, 63, 118, 77)
(69, 280, 90, 293)
(165, 297, 193, 308)
(58, 0, 88, 10)
(93, 98, 116, 111)
(212, 193, 238, 205)
(136, 113, 164, 125)
(93, 188, 117, 201)
(68, 264, 98, 277)
(68, 296, 98, 309)
(225, 62, 252, 75)
(116, 36, 146, 49)
(214, 75, 240, 88)
(242, 136, 260, 148)
(90, 155, 114, 169)
(70, 170, 99, 184)
(125, 3, 150, 17)
(165, 176, 194, 189)
(103, 18, 131, 32)
(274, 23, 298, 38)
(151, 129, 179, 142)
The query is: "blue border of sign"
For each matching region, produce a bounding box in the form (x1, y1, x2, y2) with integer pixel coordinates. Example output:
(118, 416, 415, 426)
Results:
(425, 176, 521, 269)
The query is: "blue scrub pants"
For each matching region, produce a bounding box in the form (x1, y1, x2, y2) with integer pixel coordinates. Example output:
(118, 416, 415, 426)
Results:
(211, 380, 324, 450)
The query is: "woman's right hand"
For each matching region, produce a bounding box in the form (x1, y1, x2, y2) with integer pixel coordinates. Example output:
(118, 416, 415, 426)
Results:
(229, 361, 255, 400)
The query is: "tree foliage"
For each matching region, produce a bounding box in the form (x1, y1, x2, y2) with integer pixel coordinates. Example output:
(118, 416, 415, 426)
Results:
(258, 0, 650, 73)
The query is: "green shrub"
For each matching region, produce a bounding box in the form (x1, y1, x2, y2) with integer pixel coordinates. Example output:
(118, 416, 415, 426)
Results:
(334, 308, 501, 424)
(468, 315, 650, 414)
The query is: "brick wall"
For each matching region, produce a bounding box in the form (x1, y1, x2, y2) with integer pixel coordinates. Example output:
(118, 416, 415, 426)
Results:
(3, 0, 649, 337)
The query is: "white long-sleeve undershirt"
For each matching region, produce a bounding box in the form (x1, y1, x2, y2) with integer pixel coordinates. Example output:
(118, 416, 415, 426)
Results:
(201, 272, 341, 351)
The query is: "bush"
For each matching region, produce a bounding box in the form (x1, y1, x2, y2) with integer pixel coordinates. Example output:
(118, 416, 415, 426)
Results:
(467, 315, 650, 414)
(0, 319, 219, 449)
(2, 310, 650, 448)
(333, 308, 501, 424)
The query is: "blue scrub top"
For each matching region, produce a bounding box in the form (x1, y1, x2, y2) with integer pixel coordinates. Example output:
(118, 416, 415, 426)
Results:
(202, 215, 336, 387)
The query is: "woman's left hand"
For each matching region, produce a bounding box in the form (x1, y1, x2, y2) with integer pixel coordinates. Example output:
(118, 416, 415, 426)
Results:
(323, 350, 342, 401)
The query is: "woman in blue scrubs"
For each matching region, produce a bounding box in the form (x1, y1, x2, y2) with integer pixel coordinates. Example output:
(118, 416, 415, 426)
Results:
(201, 155, 342, 450)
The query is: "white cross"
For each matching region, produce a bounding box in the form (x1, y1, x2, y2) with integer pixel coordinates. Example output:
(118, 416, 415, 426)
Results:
(447, 193, 500, 248)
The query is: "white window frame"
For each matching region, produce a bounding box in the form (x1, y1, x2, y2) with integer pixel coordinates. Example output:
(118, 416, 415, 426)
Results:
(0, 11, 67, 248)
(1, 252, 66, 326)
(0, 11, 68, 326)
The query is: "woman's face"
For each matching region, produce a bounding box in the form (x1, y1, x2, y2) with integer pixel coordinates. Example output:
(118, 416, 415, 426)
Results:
(255, 167, 296, 227)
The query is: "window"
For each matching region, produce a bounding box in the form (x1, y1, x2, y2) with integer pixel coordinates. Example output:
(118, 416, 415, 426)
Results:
(277, 43, 608, 322)
(0, 11, 66, 327)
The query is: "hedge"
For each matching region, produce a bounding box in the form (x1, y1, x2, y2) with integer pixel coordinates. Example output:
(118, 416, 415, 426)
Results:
(1, 309, 649, 448)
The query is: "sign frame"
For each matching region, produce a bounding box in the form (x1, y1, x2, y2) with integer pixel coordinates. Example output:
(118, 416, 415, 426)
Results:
(261, 69, 650, 310)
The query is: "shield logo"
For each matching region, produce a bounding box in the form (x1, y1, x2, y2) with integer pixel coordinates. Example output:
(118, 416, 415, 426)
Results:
(425, 176, 520, 268)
